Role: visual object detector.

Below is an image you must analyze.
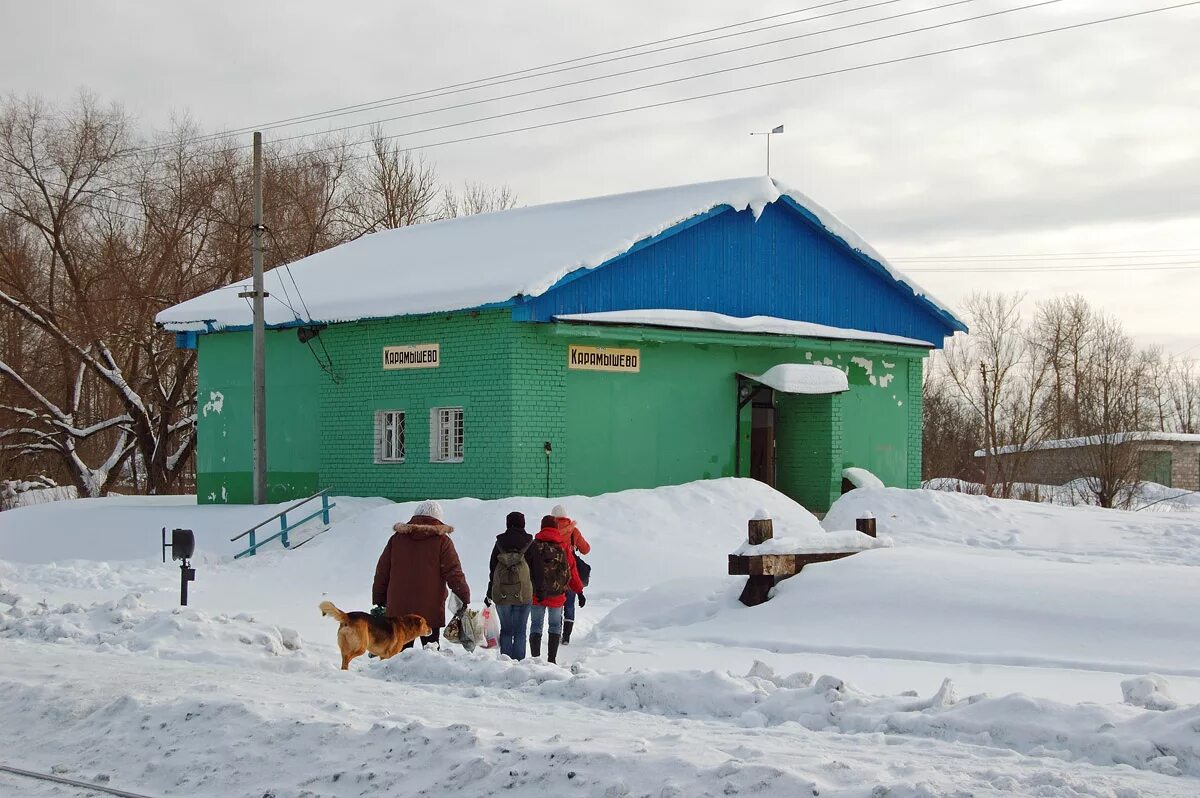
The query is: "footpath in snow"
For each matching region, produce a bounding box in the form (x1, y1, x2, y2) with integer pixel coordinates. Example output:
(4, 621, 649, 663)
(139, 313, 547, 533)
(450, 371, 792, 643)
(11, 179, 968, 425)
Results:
(1, 478, 1200, 795)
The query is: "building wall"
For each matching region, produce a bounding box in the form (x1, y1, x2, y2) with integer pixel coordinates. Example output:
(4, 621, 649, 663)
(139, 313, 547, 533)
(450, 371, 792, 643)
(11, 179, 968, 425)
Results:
(315, 310, 520, 502)
(523, 322, 924, 512)
(775, 393, 843, 512)
(195, 314, 928, 509)
(195, 328, 322, 504)
(989, 441, 1200, 490)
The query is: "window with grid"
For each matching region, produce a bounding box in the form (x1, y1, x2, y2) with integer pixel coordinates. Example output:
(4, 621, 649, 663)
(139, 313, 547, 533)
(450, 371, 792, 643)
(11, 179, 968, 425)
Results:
(430, 407, 464, 463)
(375, 410, 406, 463)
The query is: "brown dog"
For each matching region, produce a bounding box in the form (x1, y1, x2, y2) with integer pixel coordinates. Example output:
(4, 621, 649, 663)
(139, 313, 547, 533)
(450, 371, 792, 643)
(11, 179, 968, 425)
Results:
(318, 601, 431, 670)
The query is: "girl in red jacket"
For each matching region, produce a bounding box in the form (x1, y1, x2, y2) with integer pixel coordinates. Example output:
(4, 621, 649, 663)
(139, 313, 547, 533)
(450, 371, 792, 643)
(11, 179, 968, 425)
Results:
(551, 503, 590, 645)
(528, 514, 584, 664)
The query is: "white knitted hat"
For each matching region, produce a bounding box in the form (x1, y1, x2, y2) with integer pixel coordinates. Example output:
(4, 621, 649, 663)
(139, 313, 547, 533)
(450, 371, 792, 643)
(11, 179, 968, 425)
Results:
(414, 500, 445, 522)
(551, 504, 568, 518)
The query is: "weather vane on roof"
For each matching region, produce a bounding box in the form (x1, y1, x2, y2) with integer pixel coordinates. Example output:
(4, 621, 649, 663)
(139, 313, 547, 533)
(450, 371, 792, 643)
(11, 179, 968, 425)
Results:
(750, 125, 784, 176)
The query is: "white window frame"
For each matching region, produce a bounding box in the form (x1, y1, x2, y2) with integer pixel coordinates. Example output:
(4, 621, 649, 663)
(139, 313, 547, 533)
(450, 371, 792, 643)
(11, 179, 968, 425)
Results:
(375, 410, 406, 464)
(430, 407, 464, 463)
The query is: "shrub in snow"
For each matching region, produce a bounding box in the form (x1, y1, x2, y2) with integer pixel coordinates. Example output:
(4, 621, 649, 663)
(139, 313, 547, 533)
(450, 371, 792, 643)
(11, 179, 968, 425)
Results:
(1121, 674, 1178, 711)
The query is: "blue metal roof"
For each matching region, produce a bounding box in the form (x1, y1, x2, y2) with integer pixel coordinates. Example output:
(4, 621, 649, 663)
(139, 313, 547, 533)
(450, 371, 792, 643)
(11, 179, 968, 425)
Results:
(512, 199, 965, 346)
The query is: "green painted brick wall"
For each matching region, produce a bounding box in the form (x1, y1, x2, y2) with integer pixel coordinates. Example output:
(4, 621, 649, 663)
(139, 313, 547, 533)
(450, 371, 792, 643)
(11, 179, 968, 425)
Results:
(195, 328, 321, 504)
(776, 393, 844, 513)
(907, 357, 925, 488)
(316, 310, 521, 501)
(193, 312, 928, 509)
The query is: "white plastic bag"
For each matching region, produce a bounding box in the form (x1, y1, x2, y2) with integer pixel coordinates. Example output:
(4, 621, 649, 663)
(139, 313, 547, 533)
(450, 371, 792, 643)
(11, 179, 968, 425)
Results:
(480, 605, 500, 649)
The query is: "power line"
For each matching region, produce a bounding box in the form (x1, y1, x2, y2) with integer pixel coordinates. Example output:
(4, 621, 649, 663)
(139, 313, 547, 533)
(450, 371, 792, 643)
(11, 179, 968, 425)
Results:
(893, 248, 1200, 261)
(908, 261, 1200, 272)
(124, 0, 994, 175)
(129, 0, 874, 152)
(7, 4, 1195, 227)
(183, 0, 1063, 172)
(3, 0, 1061, 195)
(323, 1, 1200, 160)
(259, 0, 989, 151)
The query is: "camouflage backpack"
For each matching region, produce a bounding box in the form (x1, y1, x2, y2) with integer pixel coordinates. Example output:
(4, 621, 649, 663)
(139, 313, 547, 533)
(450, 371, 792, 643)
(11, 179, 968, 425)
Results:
(531, 539, 570, 597)
(492, 547, 532, 605)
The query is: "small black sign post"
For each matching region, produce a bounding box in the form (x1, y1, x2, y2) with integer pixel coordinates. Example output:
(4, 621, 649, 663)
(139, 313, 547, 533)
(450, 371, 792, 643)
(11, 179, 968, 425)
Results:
(161, 527, 197, 606)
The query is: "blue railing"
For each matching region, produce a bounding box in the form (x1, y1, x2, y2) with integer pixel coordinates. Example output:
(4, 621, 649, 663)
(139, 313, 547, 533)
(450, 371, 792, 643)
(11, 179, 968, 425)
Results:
(230, 488, 336, 559)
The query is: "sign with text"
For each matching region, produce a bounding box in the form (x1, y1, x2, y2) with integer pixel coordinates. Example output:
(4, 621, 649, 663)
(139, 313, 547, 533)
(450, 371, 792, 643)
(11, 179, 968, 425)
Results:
(568, 345, 640, 373)
(382, 344, 440, 370)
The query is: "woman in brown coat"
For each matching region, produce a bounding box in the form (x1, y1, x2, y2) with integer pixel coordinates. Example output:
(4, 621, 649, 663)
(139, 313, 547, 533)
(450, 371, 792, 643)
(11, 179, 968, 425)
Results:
(372, 500, 471, 649)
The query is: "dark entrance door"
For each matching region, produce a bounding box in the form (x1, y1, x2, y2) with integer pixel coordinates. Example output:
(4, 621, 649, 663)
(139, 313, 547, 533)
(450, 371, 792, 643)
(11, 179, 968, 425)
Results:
(749, 387, 776, 487)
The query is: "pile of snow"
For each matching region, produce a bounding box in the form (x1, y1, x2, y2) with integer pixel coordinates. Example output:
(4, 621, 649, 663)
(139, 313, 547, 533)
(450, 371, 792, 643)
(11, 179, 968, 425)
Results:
(826, 486, 1200, 566)
(599, 547, 1200, 676)
(363, 651, 1200, 776)
(926, 476, 1200, 512)
(1123, 674, 1180, 711)
(0, 481, 77, 510)
(843, 466, 885, 490)
(0, 588, 308, 667)
(731, 529, 888, 556)
(0, 493, 392, 563)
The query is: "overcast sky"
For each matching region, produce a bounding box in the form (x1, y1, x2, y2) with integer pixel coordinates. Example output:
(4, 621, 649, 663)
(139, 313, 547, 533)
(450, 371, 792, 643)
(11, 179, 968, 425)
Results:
(3, 0, 1197, 352)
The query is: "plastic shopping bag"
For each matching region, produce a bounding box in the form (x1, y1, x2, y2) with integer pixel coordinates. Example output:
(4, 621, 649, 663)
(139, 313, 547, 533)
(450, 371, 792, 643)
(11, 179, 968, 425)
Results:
(480, 605, 500, 649)
(445, 594, 481, 653)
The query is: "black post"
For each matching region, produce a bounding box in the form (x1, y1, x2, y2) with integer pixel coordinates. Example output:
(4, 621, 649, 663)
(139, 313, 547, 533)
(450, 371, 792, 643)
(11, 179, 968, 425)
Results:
(180, 560, 196, 606)
(855, 516, 877, 538)
(544, 441, 552, 497)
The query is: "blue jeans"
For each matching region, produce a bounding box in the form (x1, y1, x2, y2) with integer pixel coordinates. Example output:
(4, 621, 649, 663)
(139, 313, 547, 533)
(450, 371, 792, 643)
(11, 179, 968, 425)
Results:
(530, 604, 563, 637)
(564, 590, 577, 622)
(495, 603, 531, 660)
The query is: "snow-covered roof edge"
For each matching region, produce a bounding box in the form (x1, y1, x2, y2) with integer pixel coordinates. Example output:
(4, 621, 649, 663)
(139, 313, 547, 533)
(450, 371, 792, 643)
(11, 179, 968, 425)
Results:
(768, 178, 964, 335)
(554, 310, 935, 347)
(155, 176, 965, 334)
(975, 431, 1200, 457)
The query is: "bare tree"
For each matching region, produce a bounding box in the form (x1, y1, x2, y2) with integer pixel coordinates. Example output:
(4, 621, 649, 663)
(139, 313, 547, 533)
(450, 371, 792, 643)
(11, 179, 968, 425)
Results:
(440, 181, 518, 218)
(1169, 358, 1199, 433)
(344, 129, 440, 236)
(921, 365, 982, 482)
(942, 292, 1049, 497)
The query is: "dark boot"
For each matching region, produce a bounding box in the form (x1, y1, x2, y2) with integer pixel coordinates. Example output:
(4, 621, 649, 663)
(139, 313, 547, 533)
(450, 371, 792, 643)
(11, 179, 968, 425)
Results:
(561, 620, 574, 646)
(547, 633, 561, 664)
(529, 634, 542, 658)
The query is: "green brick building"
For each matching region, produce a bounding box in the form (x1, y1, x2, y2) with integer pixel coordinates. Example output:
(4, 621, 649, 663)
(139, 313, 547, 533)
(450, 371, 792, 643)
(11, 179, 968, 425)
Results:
(159, 177, 965, 513)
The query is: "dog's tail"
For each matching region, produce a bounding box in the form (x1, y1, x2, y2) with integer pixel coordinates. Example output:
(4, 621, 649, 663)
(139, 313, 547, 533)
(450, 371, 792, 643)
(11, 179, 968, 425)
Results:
(318, 600, 349, 624)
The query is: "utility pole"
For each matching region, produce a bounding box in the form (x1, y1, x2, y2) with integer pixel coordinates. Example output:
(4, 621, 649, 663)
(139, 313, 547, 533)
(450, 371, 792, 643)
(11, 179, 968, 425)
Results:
(251, 132, 267, 504)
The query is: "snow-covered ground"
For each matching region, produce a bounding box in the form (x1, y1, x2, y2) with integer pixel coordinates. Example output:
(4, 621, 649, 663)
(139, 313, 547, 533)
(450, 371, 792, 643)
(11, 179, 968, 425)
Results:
(2, 479, 1199, 796)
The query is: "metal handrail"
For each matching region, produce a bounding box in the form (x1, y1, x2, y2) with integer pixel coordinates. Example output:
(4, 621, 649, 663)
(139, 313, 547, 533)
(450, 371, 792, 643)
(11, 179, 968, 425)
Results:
(229, 487, 332, 542)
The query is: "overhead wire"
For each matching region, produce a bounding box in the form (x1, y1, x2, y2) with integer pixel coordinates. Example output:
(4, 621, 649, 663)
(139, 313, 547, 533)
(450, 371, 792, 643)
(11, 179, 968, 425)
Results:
(127, 0, 879, 152)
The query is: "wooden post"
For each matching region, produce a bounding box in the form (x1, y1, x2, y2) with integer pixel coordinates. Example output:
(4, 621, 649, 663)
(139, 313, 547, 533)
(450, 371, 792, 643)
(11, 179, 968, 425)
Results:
(739, 516, 775, 607)
(855, 515, 877, 538)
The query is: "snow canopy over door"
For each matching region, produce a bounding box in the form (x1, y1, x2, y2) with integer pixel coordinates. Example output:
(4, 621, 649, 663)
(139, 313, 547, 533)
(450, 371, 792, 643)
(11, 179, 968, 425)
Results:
(739, 364, 849, 395)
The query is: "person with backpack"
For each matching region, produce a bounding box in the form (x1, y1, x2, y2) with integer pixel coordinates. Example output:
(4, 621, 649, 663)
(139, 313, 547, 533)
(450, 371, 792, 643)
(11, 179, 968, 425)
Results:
(484, 511, 538, 661)
(372, 500, 470, 651)
(527, 514, 584, 664)
(551, 503, 590, 646)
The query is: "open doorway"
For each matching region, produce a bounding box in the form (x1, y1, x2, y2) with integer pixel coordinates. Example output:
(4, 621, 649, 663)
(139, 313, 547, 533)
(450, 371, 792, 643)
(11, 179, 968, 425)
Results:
(748, 386, 776, 487)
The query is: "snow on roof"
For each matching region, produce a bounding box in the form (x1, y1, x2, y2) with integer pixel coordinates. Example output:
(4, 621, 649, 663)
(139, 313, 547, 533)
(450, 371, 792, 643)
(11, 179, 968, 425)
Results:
(740, 364, 849, 395)
(157, 175, 958, 332)
(975, 432, 1200, 458)
(555, 309, 935, 347)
